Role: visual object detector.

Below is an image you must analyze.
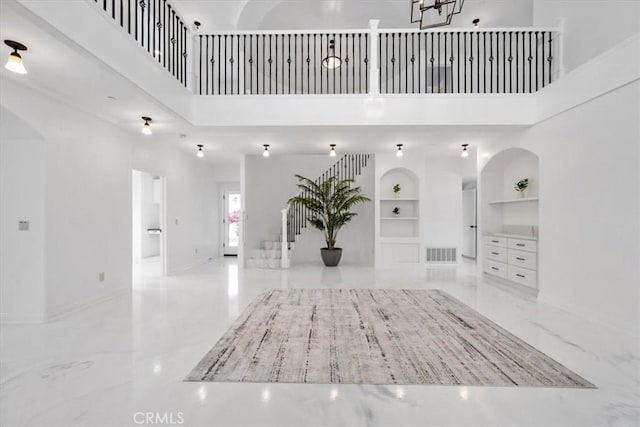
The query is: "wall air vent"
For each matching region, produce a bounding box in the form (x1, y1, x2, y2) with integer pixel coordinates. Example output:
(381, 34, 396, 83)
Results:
(425, 247, 457, 263)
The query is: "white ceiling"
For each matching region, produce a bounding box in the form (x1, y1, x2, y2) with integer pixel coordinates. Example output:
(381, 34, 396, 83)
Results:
(171, 0, 533, 32)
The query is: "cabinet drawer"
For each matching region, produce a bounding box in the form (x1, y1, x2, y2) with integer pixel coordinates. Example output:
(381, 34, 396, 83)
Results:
(485, 245, 507, 263)
(485, 260, 508, 279)
(507, 238, 537, 252)
(484, 236, 506, 248)
(508, 265, 537, 288)
(508, 249, 537, 270)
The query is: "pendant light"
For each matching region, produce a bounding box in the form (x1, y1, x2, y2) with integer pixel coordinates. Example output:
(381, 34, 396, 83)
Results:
(396, 144, 404, 157)
(141, 116, 152, 135)
(263, 144, 270, 157)
(322, 39, 341, 69)
(329, 144, 337, 157)
(4, 40, 28, 74)
(472, 18, 480, 28)
(461, 143, 469, 157)
(196, 144, 204, 158)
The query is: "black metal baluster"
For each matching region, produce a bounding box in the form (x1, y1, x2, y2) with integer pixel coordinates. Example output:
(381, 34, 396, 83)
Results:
(430, 33, 434, 93)
(404, 33, 408, 93)
(151, 0, 155, 57)
(295, 34, 298, 94)
(502, 32, 506, 93)
(338, 34, 342, 94)
(410, 33, 415, 93)
(162, 0, 166, 68)
(509, 32, 513, 93)
(364, 34, 368, 92)
(112, 0, 115, 19)
(200, 35, 203, 94)
(320, 34, 324, 94)
(528, 31, 532, 93)
(437, 32, 441, 93)
(332, 33, 336, 94)
(548, 32, 553, 85)
(535, 31, 539, 92)
(444, 32, 448, 93)
(515, 32, 519, 93)
(147, 0, 151, 53)
(314, 34, 317, 94)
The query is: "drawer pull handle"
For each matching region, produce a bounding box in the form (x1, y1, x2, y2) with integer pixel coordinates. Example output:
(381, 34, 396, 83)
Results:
(491, 252, 499, 255)
(491, 240, 499, 243)
(516, 257, 525, 261)
(516, 274, 525, 278)
(491, 267, 499, 271)
(516, 243, 525, 247)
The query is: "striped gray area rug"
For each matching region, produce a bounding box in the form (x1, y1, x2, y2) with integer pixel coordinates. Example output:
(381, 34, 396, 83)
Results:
(186, 289, 594, 387)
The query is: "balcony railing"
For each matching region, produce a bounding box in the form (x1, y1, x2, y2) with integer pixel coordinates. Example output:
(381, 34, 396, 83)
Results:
(378, 30, 555, 94)
(196, 31, 370, 95)
(195, 25, 559, 96)
(92, 0, 188, 87)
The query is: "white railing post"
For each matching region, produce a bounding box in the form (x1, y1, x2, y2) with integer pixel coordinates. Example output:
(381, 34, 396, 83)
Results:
(281, 208, 289, 269)
(368, 19, 380, 95)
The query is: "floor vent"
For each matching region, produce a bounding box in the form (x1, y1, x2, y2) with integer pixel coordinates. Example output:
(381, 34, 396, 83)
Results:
(425, 247, 457, 263)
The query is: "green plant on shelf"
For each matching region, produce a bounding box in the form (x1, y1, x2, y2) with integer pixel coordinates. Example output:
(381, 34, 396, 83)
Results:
(393, 184, 401, 197)
(514, 178, 529, 196)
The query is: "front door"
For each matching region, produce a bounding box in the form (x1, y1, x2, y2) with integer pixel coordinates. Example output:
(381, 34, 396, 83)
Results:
(223, 191, 241, 256)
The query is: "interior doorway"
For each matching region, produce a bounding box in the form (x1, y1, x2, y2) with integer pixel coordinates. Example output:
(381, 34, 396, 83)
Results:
(223, 190, 241, 256)
(462, 187, 477, 258)
(132, 170, 166, 281)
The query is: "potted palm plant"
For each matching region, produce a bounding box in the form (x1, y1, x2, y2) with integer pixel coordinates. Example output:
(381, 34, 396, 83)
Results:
(288, 174, 371, 267)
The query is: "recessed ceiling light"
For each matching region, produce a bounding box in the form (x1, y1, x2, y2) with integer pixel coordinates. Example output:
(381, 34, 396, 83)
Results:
(4, 40, 28, 74)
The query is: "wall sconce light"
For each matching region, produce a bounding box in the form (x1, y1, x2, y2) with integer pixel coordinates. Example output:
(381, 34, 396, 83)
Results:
(396, 144, 404, 157)
(196, 144, 204, 158)
(329, 144, 337, 157)
(461, 143, 469, 157)
(4, 40, 28, 74)
(141, 116, 152, 135)
(263, 144, 270, 157)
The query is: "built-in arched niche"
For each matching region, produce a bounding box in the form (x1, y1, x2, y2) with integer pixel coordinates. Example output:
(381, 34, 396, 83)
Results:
(481, 148, 539, 236)
(480, 148, 540, 292)
(378, 167, 420, 263)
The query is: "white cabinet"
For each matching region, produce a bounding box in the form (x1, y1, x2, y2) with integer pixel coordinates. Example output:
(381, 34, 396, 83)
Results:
(485, 234, 537, 290)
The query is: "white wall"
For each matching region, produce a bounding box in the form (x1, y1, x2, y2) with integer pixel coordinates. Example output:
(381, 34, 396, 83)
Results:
(478, 81, 640, 331)
(424, 155, 464, 255)
(243, 154, 375, 266)
(0, 79, 219, 321)
(534, 0, 640, 73)
(0, 108, 46, 322)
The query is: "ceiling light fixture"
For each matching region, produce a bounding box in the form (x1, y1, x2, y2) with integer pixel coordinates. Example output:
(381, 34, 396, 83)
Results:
(461, 143, 469, 158)
(263, 144, 270, 157)
(322, 39, 341, 69)
(196, 144, 204, 158)
(4, 40, 28, 74)
(396, 144, 404, 157)
(410, 0, 464, 30)
(472, 18, 480, 28)
(329, 144, 337, 157)
(141, 116, 152, 135)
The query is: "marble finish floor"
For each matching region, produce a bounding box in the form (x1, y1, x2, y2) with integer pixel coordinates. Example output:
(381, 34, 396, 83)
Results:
(1, 258, 638, 426)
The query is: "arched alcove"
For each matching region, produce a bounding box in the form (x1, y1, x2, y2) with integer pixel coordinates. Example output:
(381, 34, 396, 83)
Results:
(480, 147, 539, 291)
(378, 167, 420, 263)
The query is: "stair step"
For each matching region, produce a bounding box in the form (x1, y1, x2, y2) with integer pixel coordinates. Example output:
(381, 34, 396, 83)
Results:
(250, 249, 286, 259)
(246, 258, 283, 269)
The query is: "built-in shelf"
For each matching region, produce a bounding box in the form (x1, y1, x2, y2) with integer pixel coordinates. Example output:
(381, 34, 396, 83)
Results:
(488, 197, 539, 205)
(381, 217, 419, 220)
(380, 198, 419, 201)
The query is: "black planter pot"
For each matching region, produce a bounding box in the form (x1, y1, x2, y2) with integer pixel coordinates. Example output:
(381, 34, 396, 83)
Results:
(320, 248, 343, 267)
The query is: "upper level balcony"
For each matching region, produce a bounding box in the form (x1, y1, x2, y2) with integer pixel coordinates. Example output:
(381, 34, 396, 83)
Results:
(10, 0, 638, 127)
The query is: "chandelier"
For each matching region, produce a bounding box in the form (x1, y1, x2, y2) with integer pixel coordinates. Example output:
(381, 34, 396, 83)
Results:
(410, 0, 465, 30)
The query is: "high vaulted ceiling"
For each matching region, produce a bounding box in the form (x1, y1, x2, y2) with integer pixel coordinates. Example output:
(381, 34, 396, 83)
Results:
(171, 0, 533, 32)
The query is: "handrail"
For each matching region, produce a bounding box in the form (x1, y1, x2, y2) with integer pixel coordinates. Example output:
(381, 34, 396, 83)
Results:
(195, 24, 560, 96)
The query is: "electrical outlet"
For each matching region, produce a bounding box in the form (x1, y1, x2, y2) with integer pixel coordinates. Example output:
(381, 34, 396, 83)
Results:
(99, 272, 105, 282)
(18, 221, 29, 231)
(195, 248, 198, 254)
(175, 218, 179, 225)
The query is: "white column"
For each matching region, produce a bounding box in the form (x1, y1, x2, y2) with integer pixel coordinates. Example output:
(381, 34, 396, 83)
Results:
(368, 19, 380, 95)
(281, 209, 289, 269)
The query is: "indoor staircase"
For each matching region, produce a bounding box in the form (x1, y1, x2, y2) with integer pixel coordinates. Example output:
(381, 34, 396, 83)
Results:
(245, 154, 371, 269)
